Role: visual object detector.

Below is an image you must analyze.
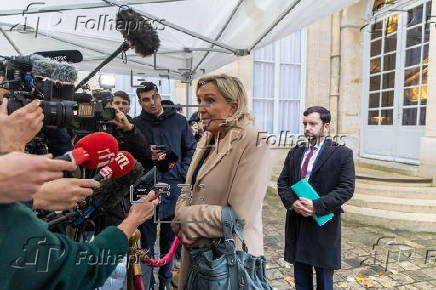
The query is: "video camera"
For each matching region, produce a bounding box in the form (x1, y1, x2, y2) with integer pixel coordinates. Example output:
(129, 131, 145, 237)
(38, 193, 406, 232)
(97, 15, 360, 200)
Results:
(0, 53, 116, 136)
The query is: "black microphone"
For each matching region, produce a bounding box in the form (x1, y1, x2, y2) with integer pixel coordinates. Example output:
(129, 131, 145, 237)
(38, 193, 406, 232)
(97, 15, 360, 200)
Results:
(96, 161, 144, 209)
(116, 8, 160, 57)
(35, 50, 83, 63)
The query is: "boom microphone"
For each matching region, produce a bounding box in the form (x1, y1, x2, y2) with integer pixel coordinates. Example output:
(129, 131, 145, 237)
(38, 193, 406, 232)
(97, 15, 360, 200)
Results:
(74, 8, 160, 91)
(116, 8, 160, 57)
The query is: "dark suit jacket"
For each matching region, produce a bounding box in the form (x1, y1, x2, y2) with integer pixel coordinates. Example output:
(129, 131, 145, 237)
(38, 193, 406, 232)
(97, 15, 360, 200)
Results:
(277, 139, 355, 269)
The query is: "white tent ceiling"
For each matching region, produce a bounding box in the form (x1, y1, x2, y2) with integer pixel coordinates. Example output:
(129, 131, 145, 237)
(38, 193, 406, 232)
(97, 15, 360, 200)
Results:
(0, 0, 357, 81)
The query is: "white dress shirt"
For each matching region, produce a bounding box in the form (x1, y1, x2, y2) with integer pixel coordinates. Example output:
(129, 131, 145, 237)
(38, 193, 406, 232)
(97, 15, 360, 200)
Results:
(300, 139, 325, 180)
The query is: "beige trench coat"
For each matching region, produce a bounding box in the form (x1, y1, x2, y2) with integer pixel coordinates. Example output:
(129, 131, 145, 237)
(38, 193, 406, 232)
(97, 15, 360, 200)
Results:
(174, 117, 272, 289)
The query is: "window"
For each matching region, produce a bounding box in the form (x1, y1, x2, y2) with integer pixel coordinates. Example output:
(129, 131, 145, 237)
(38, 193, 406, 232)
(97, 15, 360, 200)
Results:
(368, 16, 397, 125)
(367, 0, 431, 126)
(252, 30, 305, 134)
(402, 1, 430, 125)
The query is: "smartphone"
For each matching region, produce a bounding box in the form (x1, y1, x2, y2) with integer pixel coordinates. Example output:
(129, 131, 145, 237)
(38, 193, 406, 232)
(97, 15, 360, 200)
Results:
(155, 145, 167, 150)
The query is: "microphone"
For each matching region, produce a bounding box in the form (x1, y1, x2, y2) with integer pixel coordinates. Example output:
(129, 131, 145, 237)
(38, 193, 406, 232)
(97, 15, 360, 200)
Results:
(35, 50, 83, 63)
(31, 54, 78, 84)
(93, 152, 144, 209)
(55, 132, 119, 169)
(74, 8, 160, 91)
(74, 152, 144, 225)
(116, 8, 160, 57)
(74, 132, 119, 169)
(5, 54, 78, 83)
(93, 150, 135, 181)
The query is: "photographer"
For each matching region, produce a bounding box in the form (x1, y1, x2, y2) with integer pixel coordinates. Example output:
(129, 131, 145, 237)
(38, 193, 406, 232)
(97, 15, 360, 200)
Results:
(110, 90, 152, 165)
(0, 91, 159, 289)
(90, 91, 156, 233)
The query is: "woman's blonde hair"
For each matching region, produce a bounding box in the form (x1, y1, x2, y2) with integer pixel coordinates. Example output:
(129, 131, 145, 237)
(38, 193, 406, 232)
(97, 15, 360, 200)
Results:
(196, 74, 253, 126)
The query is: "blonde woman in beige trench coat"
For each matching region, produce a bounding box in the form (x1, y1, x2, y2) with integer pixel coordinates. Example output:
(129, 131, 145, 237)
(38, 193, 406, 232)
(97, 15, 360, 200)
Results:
(171, 74, 272, 289)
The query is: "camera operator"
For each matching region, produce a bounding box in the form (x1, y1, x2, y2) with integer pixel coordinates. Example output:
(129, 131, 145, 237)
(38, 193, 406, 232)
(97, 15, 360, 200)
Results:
(0, 92, 78, 203)
(0, 90, 159, 289)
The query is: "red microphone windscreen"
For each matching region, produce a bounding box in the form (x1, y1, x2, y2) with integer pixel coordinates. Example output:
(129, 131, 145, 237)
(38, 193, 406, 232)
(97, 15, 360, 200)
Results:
(75, 132, 119, 168)
(108, 151, 135, 179)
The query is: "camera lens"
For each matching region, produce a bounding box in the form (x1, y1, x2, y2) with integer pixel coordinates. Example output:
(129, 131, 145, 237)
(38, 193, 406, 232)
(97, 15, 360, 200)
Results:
(41, 100, 76, 128)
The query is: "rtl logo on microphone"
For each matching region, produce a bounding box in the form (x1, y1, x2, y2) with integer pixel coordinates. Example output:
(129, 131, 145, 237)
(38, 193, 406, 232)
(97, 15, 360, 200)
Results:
(114, 152, 130, 170)
(96, 148, 116, 168)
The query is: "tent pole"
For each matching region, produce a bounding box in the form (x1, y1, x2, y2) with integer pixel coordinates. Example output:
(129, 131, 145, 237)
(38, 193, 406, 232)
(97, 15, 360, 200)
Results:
(248, 0, 302, 52)
(192, 0, 245, 73)
(132, 9, 247, 56)
(186, 82, 192, 118)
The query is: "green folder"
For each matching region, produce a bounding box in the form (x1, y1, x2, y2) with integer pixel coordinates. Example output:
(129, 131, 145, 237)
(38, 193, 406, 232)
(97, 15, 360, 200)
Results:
(291, 179, 334, 226)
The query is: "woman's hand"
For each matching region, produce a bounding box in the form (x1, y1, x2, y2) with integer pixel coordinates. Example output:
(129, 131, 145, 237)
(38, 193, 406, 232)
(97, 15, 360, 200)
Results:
(118, 191, 158, 238)
(172, 222, 194, 247)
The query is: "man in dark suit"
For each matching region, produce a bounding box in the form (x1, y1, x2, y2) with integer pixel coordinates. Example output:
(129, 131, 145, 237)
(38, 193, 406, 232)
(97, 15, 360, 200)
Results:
(277, 106, 355, 290)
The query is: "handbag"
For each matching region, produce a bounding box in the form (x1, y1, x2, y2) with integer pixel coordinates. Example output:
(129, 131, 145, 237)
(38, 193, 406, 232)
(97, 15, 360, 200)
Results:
(185, 207, 273, 290)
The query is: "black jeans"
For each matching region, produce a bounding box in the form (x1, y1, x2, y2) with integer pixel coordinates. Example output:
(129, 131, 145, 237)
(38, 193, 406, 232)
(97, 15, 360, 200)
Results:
(139, 216, 175, 290)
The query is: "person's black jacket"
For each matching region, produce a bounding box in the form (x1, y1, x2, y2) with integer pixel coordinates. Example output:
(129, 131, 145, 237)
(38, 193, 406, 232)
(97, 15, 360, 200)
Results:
(133, 106, 196, 219)
(277, 139, 355, 269)
(133, 107, 196, 183)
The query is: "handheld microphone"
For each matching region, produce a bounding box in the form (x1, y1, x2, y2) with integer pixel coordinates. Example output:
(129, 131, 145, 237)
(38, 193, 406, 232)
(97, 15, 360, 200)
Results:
(74, 152, 143, 225)
(55, 132, 119, 168)
(93, 150, 135, 181)
(74, 132, 119, 169)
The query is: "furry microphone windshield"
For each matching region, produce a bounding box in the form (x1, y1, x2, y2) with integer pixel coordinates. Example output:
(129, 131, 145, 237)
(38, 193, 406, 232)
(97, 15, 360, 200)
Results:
(116, 8, 160, 57)
(31, 54, 78, 84)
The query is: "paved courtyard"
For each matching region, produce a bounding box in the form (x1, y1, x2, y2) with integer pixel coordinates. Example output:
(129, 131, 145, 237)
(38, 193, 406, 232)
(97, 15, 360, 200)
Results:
(262, 188, 436, 289)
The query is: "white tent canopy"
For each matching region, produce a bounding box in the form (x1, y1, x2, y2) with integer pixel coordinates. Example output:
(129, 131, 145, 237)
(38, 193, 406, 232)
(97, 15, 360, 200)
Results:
(0, 0, 357, 81)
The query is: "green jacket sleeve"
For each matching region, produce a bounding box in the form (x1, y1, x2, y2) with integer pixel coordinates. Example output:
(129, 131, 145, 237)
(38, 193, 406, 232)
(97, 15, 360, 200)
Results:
(0, 202, 128, 290)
